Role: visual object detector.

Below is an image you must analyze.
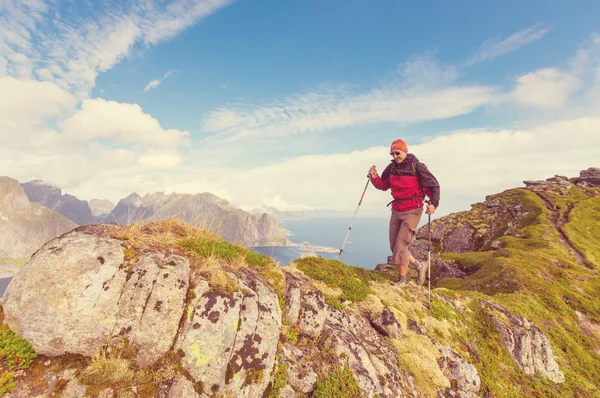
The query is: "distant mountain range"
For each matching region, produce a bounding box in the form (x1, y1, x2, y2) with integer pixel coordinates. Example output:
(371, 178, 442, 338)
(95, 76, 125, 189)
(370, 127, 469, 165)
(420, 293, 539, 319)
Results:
(108, 192, 291, 246)
(0, 177, 77, 262)
(0, 177, 293, 273)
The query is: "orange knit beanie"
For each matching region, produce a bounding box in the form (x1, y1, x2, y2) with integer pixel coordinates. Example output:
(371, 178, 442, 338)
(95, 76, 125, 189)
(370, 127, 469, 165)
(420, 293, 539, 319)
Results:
(390, 139, 408, 153)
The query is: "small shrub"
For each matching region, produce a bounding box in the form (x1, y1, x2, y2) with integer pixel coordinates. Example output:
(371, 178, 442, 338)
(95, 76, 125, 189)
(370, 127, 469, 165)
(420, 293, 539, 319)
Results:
(284, 326, 299, 343)
(0, 325, 38, 369)
(0, 372, 14, 395)
(0, 321, 38, 394)
(313, 361, 365, 398)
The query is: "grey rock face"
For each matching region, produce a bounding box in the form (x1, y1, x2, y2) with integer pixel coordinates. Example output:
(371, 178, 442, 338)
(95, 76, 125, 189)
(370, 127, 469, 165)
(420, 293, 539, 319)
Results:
(368, 306, 403, 339)
(3, 227, 187, 367)
(281, 271, 417, 398)
(484, 301, 565, 383)
(0, 176, 77, 260)
(437, 345, 481, 397)
(21, 180, 96, 225)
(175, 274, 282, 398)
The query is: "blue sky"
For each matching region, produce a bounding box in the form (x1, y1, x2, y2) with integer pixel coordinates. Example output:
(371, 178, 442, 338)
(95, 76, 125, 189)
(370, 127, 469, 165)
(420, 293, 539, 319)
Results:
(1, 0, 599, 219)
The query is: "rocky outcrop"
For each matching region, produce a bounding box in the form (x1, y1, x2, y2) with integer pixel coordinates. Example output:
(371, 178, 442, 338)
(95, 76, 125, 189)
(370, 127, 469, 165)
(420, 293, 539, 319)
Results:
(0, 176, 77, 261)
(437, 345, 481, 397)
(570, 167, 600, 186)
(410, 167, 599, 280)
(21, 180, 96, 225)
(1, 221, 488, 397)
(483, 301, 565, 383)
(107, 192, 292, 246)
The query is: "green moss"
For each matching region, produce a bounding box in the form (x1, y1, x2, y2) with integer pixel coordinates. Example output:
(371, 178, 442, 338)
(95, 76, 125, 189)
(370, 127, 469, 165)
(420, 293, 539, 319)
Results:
(178, 236, 275, 269)
(324, 294, 343, 310)
(313, 361, 365, 398)
(294, 257, 392, 303)
(243, 368, 264, 386)
(263, 363, 288, 398)
(284, 326, 299, 343)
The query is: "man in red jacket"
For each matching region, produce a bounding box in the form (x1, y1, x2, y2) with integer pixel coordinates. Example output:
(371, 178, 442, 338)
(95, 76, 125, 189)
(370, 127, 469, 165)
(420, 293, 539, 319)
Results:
(369, 138, 440, 286)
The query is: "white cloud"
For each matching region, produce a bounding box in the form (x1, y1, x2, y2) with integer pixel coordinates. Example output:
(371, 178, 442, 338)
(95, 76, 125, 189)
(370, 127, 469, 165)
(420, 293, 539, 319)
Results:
(201, 79, 498, 145)
(60, 98, 190, 147)
(508, 34, 600, 111)
(398, 52, 459, 88)
(143, 70, 177, 93)
(100, 147, 136, 165)
(0, 0, 231, 97)
(138, 149, 183, 169)
(513, 68, 581, 108)
(260, 195, 315, 211)
(0, 76, 76, 146)
(36, 116, 600, 219)
(467, 23, 553, 64)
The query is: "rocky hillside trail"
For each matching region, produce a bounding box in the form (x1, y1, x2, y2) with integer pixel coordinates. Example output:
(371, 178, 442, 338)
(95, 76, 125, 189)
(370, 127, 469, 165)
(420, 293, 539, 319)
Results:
(532, 189, 593, 269)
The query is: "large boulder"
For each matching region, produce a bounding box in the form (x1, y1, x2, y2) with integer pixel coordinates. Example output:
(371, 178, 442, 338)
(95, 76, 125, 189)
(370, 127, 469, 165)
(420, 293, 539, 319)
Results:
(3, 225, 188, 367)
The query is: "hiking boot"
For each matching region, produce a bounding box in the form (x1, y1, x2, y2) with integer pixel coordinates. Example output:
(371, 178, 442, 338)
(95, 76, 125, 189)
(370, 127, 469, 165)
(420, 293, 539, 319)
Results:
(392, 275, 407, 287)
(414, 260, 427, 286)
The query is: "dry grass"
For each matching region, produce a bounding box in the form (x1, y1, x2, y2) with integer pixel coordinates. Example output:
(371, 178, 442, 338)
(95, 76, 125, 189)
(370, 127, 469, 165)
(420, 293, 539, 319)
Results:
(196, 254, 240, 294)
(79, 348, 134, 386)
(108, 218, 216, 247)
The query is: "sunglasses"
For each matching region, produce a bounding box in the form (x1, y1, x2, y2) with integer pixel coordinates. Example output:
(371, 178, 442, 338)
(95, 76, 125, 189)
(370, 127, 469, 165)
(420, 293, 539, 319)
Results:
(390, 151, 404, 156)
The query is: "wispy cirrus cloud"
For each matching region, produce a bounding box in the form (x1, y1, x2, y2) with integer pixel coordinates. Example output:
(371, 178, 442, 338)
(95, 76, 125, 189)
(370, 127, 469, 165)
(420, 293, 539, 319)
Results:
(201, 54, 498, 145)
(466, 23, 553, 65)
(0, 0, 232, 98)
(144, 70, 178, 93)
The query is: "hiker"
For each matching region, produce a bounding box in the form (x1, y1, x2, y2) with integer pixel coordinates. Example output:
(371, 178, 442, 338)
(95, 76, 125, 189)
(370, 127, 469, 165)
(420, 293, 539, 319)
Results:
(368, 138, 440, 286)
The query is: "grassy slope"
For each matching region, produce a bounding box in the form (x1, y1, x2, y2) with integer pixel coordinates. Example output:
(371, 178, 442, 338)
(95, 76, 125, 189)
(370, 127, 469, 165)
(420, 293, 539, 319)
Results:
(434, 188, 600, 397)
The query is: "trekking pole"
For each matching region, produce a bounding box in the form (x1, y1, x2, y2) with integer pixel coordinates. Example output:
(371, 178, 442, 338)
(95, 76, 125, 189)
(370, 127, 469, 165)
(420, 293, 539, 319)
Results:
(339, 167, 374, 256)
(427, 212, 432, 310)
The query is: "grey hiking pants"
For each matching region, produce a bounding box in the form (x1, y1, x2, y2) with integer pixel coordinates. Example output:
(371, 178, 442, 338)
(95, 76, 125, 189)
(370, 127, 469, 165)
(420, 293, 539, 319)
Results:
(389, 207, 423, 266)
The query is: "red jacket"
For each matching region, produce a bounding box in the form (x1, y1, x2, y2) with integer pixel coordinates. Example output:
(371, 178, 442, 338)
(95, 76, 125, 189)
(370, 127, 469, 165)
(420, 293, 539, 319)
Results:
(370, 154, 440, 212)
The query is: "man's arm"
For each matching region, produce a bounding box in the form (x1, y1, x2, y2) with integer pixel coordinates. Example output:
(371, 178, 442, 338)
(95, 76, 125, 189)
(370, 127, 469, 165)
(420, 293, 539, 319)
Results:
(370, 164, 391, 191)
(416, 162, 440, 208)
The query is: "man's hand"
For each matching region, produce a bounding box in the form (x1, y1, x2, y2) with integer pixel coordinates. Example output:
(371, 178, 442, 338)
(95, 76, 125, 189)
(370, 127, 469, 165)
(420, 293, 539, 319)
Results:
(425, 204, 436, 215)
(368, 166, 378, 178)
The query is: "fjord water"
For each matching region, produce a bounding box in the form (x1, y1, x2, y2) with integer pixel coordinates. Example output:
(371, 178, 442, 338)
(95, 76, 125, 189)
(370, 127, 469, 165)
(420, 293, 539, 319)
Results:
(251, 217, 391, 270)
